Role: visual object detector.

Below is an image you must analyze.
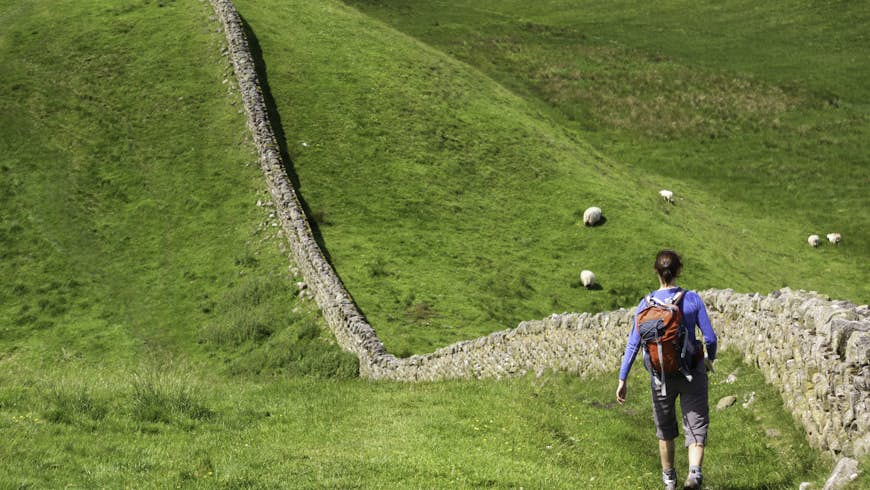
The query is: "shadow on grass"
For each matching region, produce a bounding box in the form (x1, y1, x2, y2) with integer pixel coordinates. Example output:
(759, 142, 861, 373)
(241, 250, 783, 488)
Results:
(236, 15, 379, 332)
(586, 215, 608, 227)
(239, 15, 334, 266)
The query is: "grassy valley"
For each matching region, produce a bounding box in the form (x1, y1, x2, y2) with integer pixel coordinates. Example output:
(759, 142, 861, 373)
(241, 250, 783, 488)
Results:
(346, 0, 870, 258)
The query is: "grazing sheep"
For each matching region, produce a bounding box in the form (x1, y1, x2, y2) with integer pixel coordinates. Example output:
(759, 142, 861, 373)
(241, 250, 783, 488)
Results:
(583, 206, 602, 226)
(580, 270, 596, 289)
(807, 235, 820, 247)
(659, 189, 674, 203)
(826, 233, 842, 245)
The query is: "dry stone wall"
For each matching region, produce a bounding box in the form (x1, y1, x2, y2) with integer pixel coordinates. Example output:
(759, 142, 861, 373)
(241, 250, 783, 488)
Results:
(208, 0, 869, 457)
(365, 288, 869, 457)
(208, 0, 392, 378)
(703, 288, 870, 457)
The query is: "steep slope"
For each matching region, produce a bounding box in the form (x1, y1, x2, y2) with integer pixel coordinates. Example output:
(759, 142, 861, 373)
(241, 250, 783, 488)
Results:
(230, 0, 859, 356)
(0, 0, 354, 375)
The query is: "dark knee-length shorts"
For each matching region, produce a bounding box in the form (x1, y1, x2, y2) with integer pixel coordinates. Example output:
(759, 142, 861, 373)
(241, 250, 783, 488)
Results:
(649, 362, 709, 446)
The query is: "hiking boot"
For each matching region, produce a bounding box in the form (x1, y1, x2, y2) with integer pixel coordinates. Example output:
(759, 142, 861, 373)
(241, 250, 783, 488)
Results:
(684, 466, 703, 489)
(662, 468, 678, 490)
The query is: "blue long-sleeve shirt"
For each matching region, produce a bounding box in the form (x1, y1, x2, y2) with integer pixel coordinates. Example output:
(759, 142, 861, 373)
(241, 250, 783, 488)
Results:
(618, 287, 717, 381)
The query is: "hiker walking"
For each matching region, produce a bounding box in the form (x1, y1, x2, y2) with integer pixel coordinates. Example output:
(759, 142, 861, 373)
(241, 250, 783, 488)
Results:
(615, 249, 717, 490)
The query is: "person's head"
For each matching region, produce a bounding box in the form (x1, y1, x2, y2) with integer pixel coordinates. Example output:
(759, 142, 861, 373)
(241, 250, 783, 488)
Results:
(654, 249, 682, 285)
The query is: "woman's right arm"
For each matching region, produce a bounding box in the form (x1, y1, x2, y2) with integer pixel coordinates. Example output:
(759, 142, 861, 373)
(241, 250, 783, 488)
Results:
(618, 299, 645, 381)
(618, 326, 641, 381)
(693, 293, 717, 361)
(616, 326, 640, 405)
(616, 300, 644, 404)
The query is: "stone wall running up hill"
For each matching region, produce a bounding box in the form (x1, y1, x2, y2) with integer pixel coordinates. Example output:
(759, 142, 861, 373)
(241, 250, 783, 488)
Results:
(208, 0, 869, 458)
(208, 0, 390, 377)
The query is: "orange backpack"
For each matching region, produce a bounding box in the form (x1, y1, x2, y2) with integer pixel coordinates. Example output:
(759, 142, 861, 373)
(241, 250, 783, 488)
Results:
(635, 289, 699, 395)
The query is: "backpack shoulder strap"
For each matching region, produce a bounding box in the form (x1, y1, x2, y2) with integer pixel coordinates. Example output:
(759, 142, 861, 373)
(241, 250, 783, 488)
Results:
(647, 289, 678, 307)
(671, 288, 686, 305)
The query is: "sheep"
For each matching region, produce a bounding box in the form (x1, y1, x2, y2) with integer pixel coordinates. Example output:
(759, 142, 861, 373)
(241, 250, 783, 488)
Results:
(807, 235, 820, 247)
(659, 189, 674, 203)
(580, 270, 596, 289)
(583, 206, 602, 226)
(826, 233, 842, 245)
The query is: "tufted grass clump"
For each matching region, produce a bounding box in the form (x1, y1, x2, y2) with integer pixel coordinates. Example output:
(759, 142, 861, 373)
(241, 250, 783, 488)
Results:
(129, 371, 214, 427)
(200, 274, 360, 378)
(44, 385, 109, 427)
(199, 275, 290, 346)
(227, 319, 360, 379)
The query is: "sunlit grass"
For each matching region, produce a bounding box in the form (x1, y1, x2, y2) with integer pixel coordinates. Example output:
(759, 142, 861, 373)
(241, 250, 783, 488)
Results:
(0, 0, 865, 487)
(236, 0, 867, 355)
(0, 350, 838, 488)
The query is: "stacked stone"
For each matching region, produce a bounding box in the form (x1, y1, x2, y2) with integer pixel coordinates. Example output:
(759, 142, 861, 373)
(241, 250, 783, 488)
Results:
(208, 0, 389, 375)
(703, 288, 869, 457)
(365, 309, 635, 381)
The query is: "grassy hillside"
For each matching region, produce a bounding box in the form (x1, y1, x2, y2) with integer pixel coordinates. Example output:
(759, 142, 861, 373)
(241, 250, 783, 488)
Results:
(346, 0, 870, 246)
(0, 0, 356, 378)
(236, 0, 867, 355)
(0, 0, 862, 487)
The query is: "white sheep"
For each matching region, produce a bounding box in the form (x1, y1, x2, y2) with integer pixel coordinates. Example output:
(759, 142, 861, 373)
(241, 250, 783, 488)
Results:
(826, 233, 842, 245)
(807, 235, 820, 247)
(580, 270, 596, 289)
(583, 206, 602, 226)
(659, 189, 674, 203)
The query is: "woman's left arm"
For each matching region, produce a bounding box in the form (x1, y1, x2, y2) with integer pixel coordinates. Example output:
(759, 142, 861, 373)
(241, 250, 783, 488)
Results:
(695, 294, 717, 361)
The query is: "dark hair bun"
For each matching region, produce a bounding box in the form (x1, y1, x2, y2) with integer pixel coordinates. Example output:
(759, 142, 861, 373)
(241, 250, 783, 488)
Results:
(655, 249, 682, 283)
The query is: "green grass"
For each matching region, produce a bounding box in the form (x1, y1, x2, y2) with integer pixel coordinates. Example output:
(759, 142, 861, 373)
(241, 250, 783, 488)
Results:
(231, 0, 868, 355)
(0, 349, 842, 488)
(0, 0, 866, 487)
(0, 0, 355, 376)
(345, 0, 870, 238)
